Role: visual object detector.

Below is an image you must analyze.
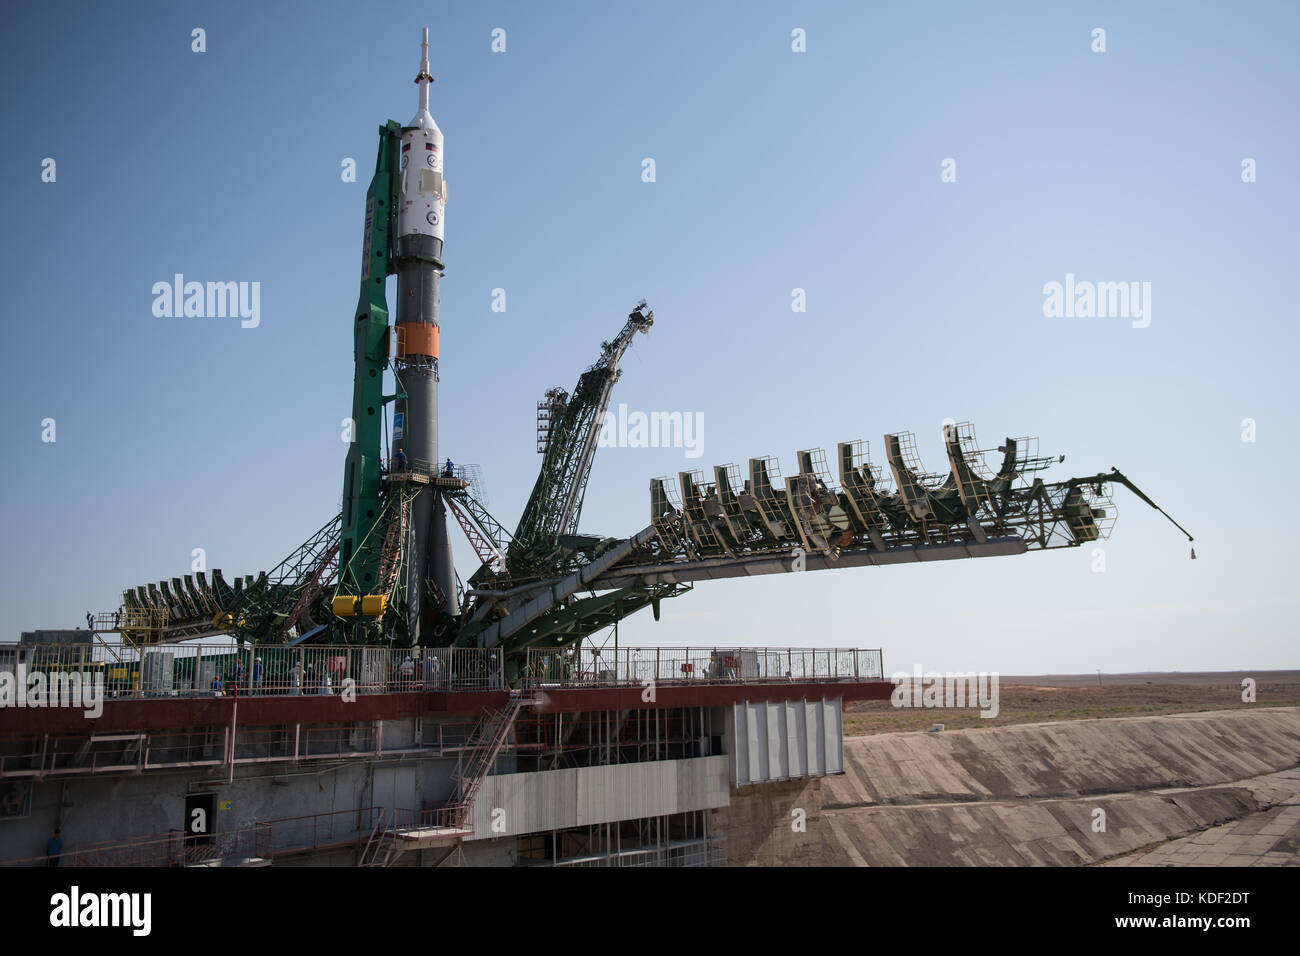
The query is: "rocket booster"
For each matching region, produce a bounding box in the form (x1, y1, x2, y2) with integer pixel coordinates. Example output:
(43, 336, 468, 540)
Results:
(395, 29, 458, 638)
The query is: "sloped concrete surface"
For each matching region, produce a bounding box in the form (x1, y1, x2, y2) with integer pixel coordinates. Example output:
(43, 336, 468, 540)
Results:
(713, 708, 1300, 866)
(1104, 769, 1300, 867)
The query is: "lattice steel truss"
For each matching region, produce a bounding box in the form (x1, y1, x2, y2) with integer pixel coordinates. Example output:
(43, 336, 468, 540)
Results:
(222, 514, 343, 643)
(334, 482, 422, 642)
(510, 303, 653, 578)
(599, 423, 1191, 584)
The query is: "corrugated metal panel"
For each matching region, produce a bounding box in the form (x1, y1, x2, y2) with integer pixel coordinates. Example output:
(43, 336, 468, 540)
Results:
(729, 698, 842, 785)
(466, 755, 729, 841)
(725, 705, 743, 784)
(825, 696, 843, 775)
(806, 699, 824, 775)
(766, 702, 784, 779)
(788, 700, 807, 777)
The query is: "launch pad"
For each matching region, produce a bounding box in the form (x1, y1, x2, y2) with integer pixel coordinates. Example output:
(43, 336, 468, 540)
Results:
(100, 30, 1192, 685)
(0, 28, 1199, 872)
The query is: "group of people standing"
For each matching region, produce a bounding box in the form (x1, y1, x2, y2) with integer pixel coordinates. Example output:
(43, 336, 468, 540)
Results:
(207, 657, 334, 696)
(201, 653, 461, 696)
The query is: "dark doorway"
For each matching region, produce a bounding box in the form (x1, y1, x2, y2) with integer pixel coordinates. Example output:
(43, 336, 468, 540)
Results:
(184, 791, 216, 847)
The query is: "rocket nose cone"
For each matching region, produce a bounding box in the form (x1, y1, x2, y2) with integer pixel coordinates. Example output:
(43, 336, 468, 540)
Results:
(409, 108, 439, 131)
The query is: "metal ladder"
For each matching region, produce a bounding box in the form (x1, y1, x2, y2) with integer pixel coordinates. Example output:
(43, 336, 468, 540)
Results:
(448, 692, 533, 827)
(375, 497, 409, 595)
(357, 809, 398, 867)
(357, 693, 534, 864)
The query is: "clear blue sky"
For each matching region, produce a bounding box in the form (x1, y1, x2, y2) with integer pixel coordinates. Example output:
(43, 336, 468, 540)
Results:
(2, 1, 1296, 673)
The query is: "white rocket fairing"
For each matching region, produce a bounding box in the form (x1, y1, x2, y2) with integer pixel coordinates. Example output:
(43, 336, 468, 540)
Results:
(399, 29, 447, 245)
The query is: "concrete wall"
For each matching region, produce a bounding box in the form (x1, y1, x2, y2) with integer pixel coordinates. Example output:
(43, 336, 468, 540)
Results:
(714, 707, 1300, 867)
(0, 716, 462, 863)
(709, 777, 826, 866)
(1, 721, 733, 865)
(827, 707, 1300, 806)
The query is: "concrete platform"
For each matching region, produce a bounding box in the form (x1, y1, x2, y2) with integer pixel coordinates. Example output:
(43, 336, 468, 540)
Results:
(393, 826, 474, 848)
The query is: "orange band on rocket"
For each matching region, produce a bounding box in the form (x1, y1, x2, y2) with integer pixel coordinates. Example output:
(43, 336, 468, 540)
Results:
(397, 324, 439, 358)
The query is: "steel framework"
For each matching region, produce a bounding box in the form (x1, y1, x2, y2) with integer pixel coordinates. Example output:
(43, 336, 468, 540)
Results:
(509, 302, 653, 578)
(97, 99, 1194, 690)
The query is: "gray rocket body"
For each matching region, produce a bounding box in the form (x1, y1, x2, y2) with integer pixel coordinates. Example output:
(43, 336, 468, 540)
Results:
(394, 228, 459, 639)
(394, 232, 441, 478)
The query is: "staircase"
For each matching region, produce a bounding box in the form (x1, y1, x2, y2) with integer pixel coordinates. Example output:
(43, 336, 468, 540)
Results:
(448, 692, 534, 827)
(375, 499, 409, 595)
(357, 809, 397, 867)
(356, 693, 534, 866)
(446, 497, 503, 568)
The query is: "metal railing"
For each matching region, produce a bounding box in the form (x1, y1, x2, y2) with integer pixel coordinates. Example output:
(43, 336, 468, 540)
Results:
(2, 823, 274, 868)
(1, 807, 723, 868)
(547, 836, 724, 867)
(524, 647, 883, 688)
(0, 809, 382, 868)
(270, 807, 383, 856)
(390, 805, 472, 832)
(0, 642, 506, 699)
(0, 723, 389, 780)
(0, 642, 880, 700)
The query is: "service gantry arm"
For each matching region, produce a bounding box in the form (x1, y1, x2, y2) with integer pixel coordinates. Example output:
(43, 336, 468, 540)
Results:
(507, 302, 653, 577)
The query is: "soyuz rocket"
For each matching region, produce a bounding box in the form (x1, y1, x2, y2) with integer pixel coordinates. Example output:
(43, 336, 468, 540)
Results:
(394, 29, 458, 639)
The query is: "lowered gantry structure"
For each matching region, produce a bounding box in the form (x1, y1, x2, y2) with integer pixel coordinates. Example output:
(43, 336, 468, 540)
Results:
(105, 303, 1191, 678)
(445, 416, 1192, 683)
(619, 426, 1187, 584)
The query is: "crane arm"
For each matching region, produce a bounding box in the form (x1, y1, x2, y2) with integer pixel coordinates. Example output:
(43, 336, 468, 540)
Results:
(1082, 468, 1194, 541)
(509, 302, 653, 574)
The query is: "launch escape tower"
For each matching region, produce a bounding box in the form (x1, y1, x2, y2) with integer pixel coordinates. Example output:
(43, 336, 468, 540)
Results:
(102, 32, 1193, 685)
